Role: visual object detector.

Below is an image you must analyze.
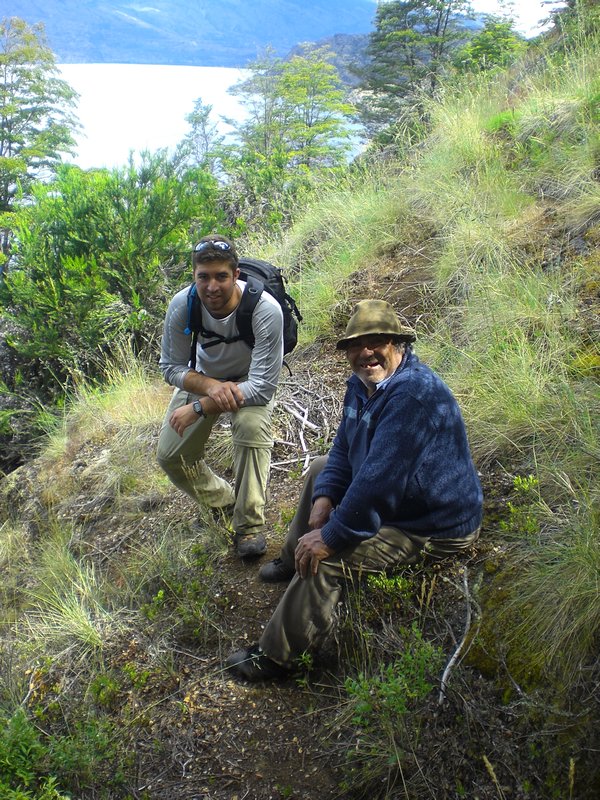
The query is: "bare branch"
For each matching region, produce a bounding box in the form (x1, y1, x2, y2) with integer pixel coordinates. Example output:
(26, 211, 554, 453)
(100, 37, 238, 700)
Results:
(438, 566, 476, 705)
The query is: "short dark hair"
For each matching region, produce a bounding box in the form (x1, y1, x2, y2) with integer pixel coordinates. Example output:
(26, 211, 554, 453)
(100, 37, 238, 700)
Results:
(192, 234, 238, 271)
(392, 337, 410, 352)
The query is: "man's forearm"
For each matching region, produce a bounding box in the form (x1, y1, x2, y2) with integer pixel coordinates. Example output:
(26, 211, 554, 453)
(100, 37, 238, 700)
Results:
(308, 496, 334, 530)
(182, 370, 244, 414)
(182, 369, 220, 396)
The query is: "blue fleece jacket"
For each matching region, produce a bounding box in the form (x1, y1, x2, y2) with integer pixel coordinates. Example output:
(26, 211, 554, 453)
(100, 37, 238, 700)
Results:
(316, 350, 483, 551)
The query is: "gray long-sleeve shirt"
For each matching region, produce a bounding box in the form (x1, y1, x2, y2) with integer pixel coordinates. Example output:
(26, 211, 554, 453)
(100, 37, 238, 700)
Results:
(159, 280, 284, 405)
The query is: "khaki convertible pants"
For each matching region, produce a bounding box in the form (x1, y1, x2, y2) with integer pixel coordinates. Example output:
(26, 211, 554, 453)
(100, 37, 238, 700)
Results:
(157, 388, 274, 535)
(260, 456, 480, 665)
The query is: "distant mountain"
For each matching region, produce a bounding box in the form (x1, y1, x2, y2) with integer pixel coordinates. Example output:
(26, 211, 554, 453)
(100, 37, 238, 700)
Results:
(7, 0, 378, 67)
(289, 13, 486, 87)
(289, 33, 370, 86)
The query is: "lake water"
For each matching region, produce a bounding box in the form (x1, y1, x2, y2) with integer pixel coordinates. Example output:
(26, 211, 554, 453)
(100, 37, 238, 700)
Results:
(58, 64, 246, 170)
(57, 2, 548, 172)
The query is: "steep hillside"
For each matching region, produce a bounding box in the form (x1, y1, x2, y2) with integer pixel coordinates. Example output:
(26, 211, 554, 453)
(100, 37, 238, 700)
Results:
(0, 19, 599, 800)
(0, 259, 509, 800)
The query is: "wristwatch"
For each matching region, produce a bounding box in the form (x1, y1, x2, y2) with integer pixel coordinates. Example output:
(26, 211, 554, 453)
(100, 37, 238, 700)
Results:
(192, 399, 205, 417)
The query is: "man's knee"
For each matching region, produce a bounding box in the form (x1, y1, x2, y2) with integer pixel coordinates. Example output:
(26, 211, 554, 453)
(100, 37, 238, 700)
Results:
(306, 454, 328, 479)
(156, 452, 181, 481)
(232, 407, 274, 447)
(156, 435, 183, 469)
(425, 527, 480, 560)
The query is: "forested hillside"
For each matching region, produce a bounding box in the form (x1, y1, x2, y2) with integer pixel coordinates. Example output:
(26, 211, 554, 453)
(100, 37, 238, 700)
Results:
(7, 0, 376, 65)
(0, 3, 598, 799)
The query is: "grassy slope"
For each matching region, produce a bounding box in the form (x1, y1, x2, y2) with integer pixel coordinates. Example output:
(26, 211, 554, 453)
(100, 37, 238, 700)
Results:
(0, 22, 599, 800)
(265, 25, 600, 680)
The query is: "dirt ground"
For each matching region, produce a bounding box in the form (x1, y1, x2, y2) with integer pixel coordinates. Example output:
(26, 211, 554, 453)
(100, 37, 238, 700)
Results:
(108, 468, 507, 800)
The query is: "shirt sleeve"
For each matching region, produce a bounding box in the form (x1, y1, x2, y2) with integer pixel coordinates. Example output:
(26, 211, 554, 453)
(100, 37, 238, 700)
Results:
(237, 296, 284, 406)
(159, 289, 193, 390)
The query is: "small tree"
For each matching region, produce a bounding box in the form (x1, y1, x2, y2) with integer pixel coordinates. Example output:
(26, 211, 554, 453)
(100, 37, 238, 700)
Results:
(278, 46, 355, 169)
(174, 99, 224, 175)
(226, 47, 287, 163)
(357, 0, 473, 139)
(547, 0, 600, 37)
(0, 17, 79, 266)
(218, 47, 356, 230)
(453, 17, 526, 72)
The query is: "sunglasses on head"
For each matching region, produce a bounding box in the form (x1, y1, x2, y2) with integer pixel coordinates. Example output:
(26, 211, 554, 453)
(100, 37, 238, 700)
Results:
(194, 240, 231, 253)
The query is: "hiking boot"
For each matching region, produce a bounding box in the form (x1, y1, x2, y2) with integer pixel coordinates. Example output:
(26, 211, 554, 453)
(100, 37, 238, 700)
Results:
(226, 644, 291, 682)
(234, 532, 267, 558)
(258, 557, 295, 583)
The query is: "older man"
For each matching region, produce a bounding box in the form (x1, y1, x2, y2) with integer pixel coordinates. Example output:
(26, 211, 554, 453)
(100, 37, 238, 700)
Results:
(226, 299, 483, 680)
(157, 234, 283, 558)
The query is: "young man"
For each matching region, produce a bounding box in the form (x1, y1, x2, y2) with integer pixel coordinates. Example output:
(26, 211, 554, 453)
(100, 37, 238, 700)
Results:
(157, 235, 283, 557)
(226, 299, 483, 679)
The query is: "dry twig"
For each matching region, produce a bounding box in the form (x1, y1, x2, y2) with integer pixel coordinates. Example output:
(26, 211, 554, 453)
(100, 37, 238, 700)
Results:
(438, 567, 474, 705)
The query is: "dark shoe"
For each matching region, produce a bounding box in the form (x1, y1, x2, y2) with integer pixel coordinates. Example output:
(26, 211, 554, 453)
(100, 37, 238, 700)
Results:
(258, 557, 295, 583)
(226, 644, 291, 681)
(235, 532, 267, 558)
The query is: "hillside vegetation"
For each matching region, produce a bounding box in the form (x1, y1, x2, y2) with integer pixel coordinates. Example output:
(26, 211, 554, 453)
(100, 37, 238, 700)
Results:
(1, 15, 599, 800)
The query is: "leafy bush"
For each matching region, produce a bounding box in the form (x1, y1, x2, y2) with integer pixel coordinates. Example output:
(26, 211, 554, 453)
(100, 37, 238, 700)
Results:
(0, 709, 69, 799)
(344, 624, 443, 729)
(0, 706, 130, 799)
(333, 624, 444, 798)
(0, 153, 221, 398)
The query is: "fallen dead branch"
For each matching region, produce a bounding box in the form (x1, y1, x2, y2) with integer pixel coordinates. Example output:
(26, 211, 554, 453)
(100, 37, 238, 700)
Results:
(438, 566, 480, 705)
(272, 368, 344, 473)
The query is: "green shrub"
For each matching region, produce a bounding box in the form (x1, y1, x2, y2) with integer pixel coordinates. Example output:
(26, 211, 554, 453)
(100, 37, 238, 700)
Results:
(333, 624, 444, 797)
(1, 155, 221, 399)
(0, 709, 69, 799)
(344, 624, 443, 729)
(0, 709, 46, 788)
(47, 717, 126, 791)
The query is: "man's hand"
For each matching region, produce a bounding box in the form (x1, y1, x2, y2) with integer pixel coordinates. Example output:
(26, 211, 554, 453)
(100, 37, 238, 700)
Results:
(206, 380, 245, 412)
(183, 372, 245, 414)
(308, 496, 334, 531)
(295, 529, 335, 578)
(169, 403, 200, 437)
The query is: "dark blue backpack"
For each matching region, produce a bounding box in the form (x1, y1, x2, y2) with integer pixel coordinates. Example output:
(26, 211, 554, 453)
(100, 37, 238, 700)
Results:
(184, 257, 302, 369)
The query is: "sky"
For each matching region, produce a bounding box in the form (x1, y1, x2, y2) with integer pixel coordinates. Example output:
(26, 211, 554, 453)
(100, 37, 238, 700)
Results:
(59, 1, 559, 171)
(472, 0, 557, 35)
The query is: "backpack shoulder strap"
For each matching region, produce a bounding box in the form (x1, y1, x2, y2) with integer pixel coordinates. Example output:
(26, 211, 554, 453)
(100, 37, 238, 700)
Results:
(185, 283, 200, 370)
(235, 275, 264, 349)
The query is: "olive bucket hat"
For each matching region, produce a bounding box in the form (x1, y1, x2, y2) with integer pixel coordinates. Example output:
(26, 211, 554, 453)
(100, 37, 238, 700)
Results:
(336, 299, 416, 350)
